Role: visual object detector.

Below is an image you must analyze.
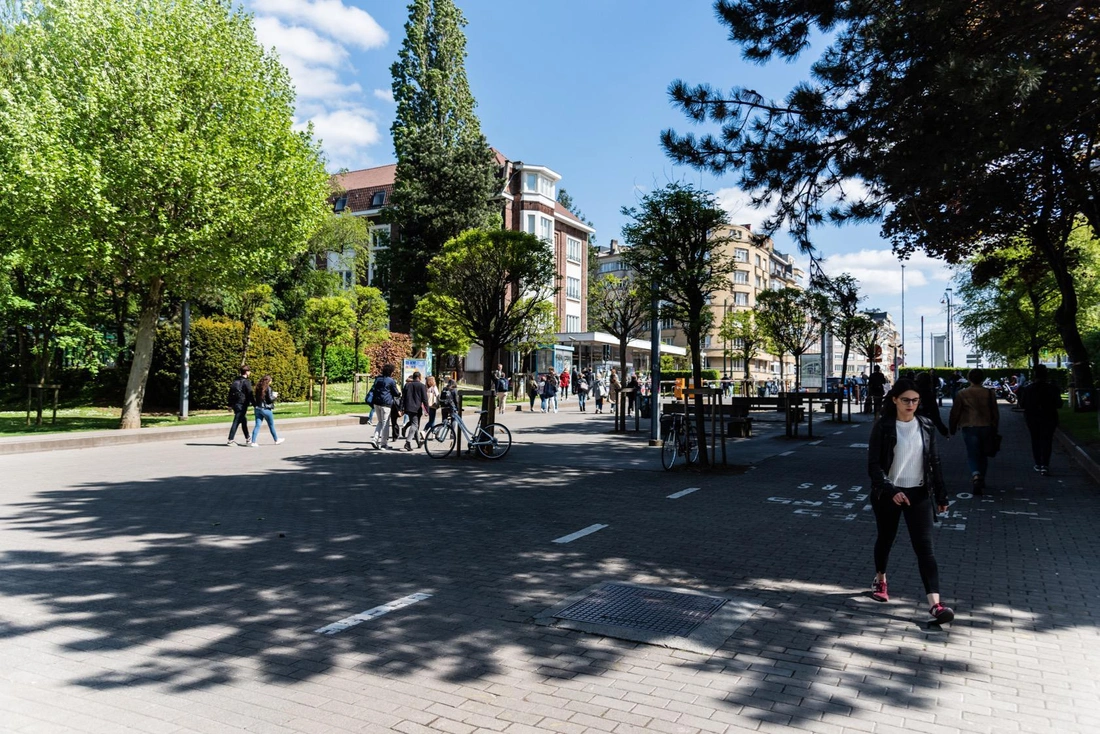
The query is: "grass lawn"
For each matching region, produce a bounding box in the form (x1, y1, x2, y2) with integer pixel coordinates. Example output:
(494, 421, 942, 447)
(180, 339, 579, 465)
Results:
(0, 381, 500, 437)
(1058, 404, 1100, 448)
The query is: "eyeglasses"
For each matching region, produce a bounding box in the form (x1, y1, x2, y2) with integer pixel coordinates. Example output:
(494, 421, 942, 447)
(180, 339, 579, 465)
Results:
(896, 397, 920, 405)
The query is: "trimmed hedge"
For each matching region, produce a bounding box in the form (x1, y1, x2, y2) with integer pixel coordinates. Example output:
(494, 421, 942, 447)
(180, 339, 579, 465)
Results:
(660, 369, 721, 382)
(309, 344, 364, 383)
(149, 318, 309, 409)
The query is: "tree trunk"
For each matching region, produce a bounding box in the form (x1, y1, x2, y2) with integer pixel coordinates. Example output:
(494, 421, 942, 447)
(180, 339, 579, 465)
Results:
(241, 320, 254, 367)
(483, 338, 499, 429)
(687, 329, 708, 466)
(1031, 220, 1093, 390)
(119, 277, 164, 429)
(794, 354, 802, 390)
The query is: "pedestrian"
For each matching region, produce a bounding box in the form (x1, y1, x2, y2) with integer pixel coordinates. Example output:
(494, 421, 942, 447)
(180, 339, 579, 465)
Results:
(368, 363, 402, 450)
(868, 365, 888, 417)
(575, 370, 589, 412)
(1017, 364, 1063, 476)
(541, 369, 559, 413)
(559, 369, 570, 401)
(609, 368, 621, 414)
(423, 375, 440, 432)
(868, 378, 954, 624)
(626, 373, 639, 415)
(249, 374, 284, 446)
(400, 371, 429, 451)
(592, 372, 606, 413)
(571, 367, 581, 396)
(439, 378, 459, 422)
(915, 372, 949, 437)
(526, 374, 539, 411)
(492, 363, 508, 413)
(226, 365, 254, 446)
(948, 368, 999, 494)
(364, 381, 376, 425)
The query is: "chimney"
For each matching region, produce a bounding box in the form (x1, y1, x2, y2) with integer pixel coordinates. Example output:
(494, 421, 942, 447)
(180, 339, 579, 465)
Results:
(609, 238, 619, 254)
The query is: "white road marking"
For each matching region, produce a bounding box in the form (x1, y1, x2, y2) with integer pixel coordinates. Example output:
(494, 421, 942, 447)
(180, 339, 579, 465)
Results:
(999, 511, 1039, 516)
(315, 592, 432, 635)
(667, 487, 700, 499)
(849, 443, 869, 448)
(552, 524, 608, 544)
(808, 440, 823, 446)
(832, 431, 844, 435)
(779, 451, 795, 456)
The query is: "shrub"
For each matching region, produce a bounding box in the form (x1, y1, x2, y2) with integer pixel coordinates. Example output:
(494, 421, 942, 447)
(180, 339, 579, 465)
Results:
(363, 332, 413, 376)
(149, 318, 309, 409)
(308, 344, 362, 383)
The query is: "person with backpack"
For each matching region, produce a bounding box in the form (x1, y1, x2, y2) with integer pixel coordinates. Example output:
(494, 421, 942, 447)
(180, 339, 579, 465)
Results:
(249, 374, 284, 446)
(540, 368, 559, 413)
(526, 374, 539, 411)
(368, 363, 402, 450)
(868, 365, 889, 418)
(226, 365, 254, 446)
(492, 363, 508, 413)
(592, 371, 606, 413)
(400, 371, 429, 451)
(575, 370, 590, 412)
(948, 368, 999, 494)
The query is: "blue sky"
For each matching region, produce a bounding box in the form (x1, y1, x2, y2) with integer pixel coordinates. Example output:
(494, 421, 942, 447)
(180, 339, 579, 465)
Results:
(245, 0, 965, 366)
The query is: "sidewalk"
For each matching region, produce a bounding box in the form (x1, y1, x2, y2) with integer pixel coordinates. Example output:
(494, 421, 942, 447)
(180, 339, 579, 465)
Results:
(1, 398, 1097, 733)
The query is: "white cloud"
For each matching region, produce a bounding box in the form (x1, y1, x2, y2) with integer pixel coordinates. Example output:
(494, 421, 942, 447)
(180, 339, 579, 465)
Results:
(247, 0, 389, 169)
(300, 107, 382, 165)
(261, 0, 388, 49)
(715, 188, 777, 232)
(373, 88, 394, 103)
(817, 248, 955, 298)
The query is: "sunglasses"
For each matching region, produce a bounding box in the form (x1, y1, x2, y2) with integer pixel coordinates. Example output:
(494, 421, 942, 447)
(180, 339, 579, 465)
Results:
(896, 397, 920, 405)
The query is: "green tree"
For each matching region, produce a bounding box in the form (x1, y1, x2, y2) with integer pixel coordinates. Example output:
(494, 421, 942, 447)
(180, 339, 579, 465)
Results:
(0, 0, 330, 428)
(304, 297, 355, 386)
(230, 285, 275, 368)
(719, 310, 765, 382)
(383, 0, 500, 331)
(411, 294, 473, 361)
(349, 285, 389, 376)
(756, 287, 825, 390)
(424, 229, 557, 425)
(852, 315, 883, 372)
(621, 183, 735, 463)
(662, 0, 1100, 389)
(813, 272, 865, 381)
(589, 274, 650, 386)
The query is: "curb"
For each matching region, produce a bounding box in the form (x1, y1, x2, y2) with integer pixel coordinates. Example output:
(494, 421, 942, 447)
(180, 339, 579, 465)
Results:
(1055, 427, 1100, 485)
(0, 414, 365, 456)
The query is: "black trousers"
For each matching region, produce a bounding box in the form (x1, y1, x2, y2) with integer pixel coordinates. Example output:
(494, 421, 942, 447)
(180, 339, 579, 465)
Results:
(228, 404, 250, 441)
(1025, 418, 1056, 467)
(873, 489, 940, 595)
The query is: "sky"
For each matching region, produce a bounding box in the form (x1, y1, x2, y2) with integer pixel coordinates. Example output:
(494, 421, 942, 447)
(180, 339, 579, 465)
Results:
(245, 0, 966, 366)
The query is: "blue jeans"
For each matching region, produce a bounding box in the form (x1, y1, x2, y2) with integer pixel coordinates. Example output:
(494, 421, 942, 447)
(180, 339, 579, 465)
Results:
(578, 393, 587, 410)
(253, 408, 278, 442)
(961, 425, 992, 477)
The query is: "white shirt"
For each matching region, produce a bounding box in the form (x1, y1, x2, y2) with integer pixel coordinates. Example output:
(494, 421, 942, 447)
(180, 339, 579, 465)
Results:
(888, 419, 925, 488)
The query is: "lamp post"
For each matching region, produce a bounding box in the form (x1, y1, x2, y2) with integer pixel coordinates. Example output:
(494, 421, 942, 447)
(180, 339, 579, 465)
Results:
(900, 262, 905, 370)
(722, 298, 730, 378)
(941, 288, 953, 367)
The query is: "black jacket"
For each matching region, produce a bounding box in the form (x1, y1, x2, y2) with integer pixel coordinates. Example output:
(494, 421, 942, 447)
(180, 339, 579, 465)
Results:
(1018, 381, 1062, 425)
(401, 380, 428, 415)
(370, 376, 401, 407)
(867, 415, 947, 505)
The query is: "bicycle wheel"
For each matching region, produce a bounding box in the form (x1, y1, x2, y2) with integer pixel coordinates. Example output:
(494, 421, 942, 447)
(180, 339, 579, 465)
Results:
(474, 423, 512, 459)
(661, 426, 679, 470)
(423, 423, 456, 458)
(685, 422, 700, 465)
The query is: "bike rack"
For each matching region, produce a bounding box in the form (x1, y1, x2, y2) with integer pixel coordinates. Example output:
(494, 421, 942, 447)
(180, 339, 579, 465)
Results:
(680, 387, 727, 466)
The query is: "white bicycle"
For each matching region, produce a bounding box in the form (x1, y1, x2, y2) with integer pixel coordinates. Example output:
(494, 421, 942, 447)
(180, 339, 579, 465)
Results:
(423, 409, 512, 460)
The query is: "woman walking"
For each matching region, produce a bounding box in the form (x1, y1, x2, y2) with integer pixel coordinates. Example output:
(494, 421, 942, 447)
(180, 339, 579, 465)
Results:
(526, 374, 539, 412)
(868, 379, 954, 624)
(592, 373, 605, 413)
(948, 368, 999, 494)
(249, 375, 284, 446)
(423, 375, 440, 432)
(368, 363, 402, 450)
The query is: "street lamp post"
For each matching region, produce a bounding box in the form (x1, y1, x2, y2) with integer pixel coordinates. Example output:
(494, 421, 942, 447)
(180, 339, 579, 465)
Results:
(941, 288, 953, 367)
(900, 263, 905, 369)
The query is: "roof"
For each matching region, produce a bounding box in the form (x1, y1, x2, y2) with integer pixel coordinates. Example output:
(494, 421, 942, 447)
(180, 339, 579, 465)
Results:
(331, 164, 397, 193)
(554, 203, 596, 234)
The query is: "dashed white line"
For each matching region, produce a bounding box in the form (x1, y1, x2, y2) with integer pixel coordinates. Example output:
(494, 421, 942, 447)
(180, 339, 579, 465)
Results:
(849, 443, 869, 448)
(315, 592, 432, 635)
(552, 524, 609, 544)
(779, 451, 795, 456)
(667, 487, 701, 499)
(832, 431, 844, 436)
(808, 440, 823, 446)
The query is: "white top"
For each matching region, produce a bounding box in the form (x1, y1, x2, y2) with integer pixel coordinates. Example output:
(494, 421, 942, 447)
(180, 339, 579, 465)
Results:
(888, 419, 925, 488)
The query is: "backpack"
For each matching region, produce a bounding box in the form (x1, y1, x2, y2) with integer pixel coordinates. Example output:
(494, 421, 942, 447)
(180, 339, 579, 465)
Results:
(495, 376, 508, 392)
(227, 377, 245, 407)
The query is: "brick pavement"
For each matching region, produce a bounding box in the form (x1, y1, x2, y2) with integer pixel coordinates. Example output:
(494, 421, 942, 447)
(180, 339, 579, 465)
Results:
(1, 398, 1098, 733)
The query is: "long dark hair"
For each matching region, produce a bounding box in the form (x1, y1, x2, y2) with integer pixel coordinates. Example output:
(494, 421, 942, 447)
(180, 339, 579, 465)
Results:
(881, 378, 919, 421)
(256, 375, 273, 397)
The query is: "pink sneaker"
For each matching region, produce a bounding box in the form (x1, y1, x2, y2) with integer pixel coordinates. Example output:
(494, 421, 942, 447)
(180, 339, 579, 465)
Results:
(871, 578, 889, 602)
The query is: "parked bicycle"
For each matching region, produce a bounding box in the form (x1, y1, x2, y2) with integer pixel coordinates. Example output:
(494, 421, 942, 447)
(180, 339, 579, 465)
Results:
(423, 409, 512, 459)
(660, 413, 699, 470)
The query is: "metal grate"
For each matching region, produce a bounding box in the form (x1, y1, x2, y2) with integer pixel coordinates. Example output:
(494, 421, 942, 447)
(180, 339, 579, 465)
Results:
(554, 583, 727, 637)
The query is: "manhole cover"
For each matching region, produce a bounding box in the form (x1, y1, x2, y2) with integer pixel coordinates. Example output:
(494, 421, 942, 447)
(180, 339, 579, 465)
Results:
(554, 583, 727, 637)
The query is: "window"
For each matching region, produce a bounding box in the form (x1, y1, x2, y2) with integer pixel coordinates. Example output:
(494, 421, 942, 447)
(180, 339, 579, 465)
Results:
(370, 190, 385, 207)
(732, 359, 745, 372)
(567, 237, 582, 263)
(599, 261, 619, 274)
(755, 255, 761, 268)
(732, 338, 745, 349)
(733, 270, 749, 284)
(566, 276, 581, 300)
(662, 337, 675, 346)
(525, 172, 538, 192)
(526, 214, 536, 235)
(566, 314, 580, 332)
(732, 229, 742, 240)
(755, 275, 762, 288)
(661, 317, 675, 330)
(734, 248, 749, 262)
(733, 292, 749, 306)
(333, 196, 347, 213)
(540, 216, 553, 244)
(540, 176, 555, 199)
(701, 335, 712, 349)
